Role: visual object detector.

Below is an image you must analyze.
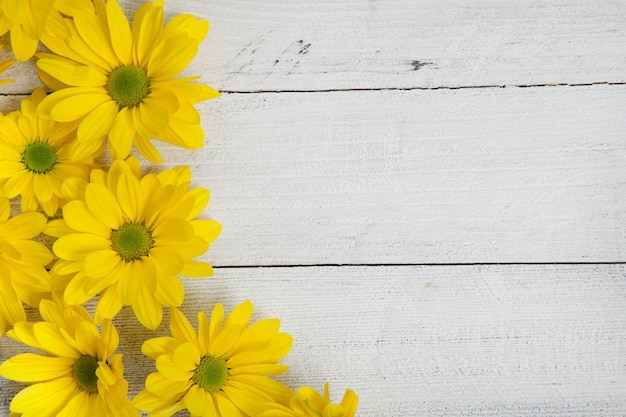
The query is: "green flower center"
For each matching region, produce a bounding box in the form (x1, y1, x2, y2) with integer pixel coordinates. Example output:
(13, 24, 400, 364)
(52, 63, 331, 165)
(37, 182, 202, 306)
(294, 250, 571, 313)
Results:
(111, 222, 154, 262)
(107, 65, 151, 108)
(21, 141, 57, 174)
(192, 356, 229, 393)
(73, 355, 99, 393)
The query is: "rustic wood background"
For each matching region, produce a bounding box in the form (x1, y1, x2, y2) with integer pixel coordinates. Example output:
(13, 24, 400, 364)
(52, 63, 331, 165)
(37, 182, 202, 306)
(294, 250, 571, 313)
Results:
(1, 1, 625, 416)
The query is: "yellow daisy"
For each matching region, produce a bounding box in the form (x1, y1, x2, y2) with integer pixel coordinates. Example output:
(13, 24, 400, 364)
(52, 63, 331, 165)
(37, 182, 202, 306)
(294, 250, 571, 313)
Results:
(134, 301, 294, 417)
(36, 0, 220, 163)
(0, 88, 101, 216)
(0, 0, 94, 61)
(0, 196, 52, 336)
(45, 156, 221, 329)
(257, 383, 358, 417)
(0, 292, 139, 417)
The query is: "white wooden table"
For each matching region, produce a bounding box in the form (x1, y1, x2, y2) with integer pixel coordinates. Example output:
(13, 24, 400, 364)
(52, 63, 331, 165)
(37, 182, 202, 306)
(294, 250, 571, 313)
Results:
(1, 1, 625, 416)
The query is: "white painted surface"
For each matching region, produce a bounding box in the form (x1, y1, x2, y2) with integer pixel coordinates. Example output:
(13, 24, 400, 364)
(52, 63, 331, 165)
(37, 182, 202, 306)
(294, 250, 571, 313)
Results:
(0, 0, 625, 416)
(2, 265, 626, 416)
(3, 0, 626, 93)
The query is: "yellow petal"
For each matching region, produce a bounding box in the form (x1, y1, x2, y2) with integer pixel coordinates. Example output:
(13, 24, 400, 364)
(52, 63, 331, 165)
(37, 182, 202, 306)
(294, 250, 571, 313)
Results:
(173, 342, 200, 371)
(57, 390, 91, 417)
(154, 272, 184, 307)
(94, 286, 124, 323)
(10, 377, 78, 414)
(83, 249, 121, 278)
(37, 58, 107, 87)
(62, 272, 94, 304)
(134, 131, 163, 164)
(0, 353, 74, 382)
(34, 173, 53, 202)
(106, 0, 132, 63)
(224, 300, 253, 329)
(141, 336, 179, 360)
(131, 0, 163, 66)
(10, 25, 38, 61)
(108, 107, 135, 159)
(149, 37, 198, 80)
(180, 260, 213, 278)
(0, 160, 25, 177)
(10, 240, 53, 266)
(53, 233, 110, 261)
(55, 0, 95, 16)
(208, 303, 224, 343)
(340, 389, 358, 417)
(153, 219, 194, 243)
(138, 97, 170, 135)
(62, 200, 110, 237)
(33, 322, 81, 358)
(132, 285, 163, 330)
(150, 247, 183, 275)
(85, 182, 125, 229)
(116, 171, 143, 220)
(216, 392, 244, 417)
(155, 354, 193, 382)
(208, 323, 240, 358)
(144, 371, 191, 396)
(169, 307, 197, 344)
(162, 14, 209, 43)
(117, 260, 144, 304)
(5, 211, 47, 238)
(76, 100, 118, 142)
(184, 384, 213, 416)
(4, 170, 32, 198)
(52, 91, 110, 122)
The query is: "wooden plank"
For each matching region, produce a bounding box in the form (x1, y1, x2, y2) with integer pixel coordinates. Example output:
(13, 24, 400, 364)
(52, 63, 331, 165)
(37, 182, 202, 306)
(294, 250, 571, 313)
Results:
(136, 84, 626, 265)
(2, 0, 625, 94)
(151, 0, 626, 90)
(0, 86, 624, 264)
(1, 264, 625, 416)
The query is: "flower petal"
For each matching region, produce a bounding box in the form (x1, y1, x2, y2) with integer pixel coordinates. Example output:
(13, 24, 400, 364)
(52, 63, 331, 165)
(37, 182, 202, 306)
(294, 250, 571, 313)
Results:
(85, 182, 125, 229)
(106, 0, 132, 64)
(0, 353, 74, 382)
(132, 285, 163, 330)
(53, 233, 110, 261)
(77, 100, 118, 142)
(10, 377, 78, 415)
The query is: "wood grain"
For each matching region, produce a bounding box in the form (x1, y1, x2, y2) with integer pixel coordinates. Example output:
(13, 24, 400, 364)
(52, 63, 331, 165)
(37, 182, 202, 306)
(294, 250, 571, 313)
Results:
(1, 265, 625, 416)
(2, 0, 625, 94)
(145, 84, 625, 265)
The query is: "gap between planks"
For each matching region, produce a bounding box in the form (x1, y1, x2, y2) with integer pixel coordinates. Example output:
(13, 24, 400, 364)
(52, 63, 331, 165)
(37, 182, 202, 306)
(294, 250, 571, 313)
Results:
(213, 261, 626, 269)
(219, 80, 626, 94)
(2, 80, 625, 98)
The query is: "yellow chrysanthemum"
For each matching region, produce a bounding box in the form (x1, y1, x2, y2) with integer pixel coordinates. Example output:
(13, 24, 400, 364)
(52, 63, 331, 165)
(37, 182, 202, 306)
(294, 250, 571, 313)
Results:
(0, 88, 101, 216)
(0, 196, 52, 336)
(0, 292, 139, 417)
(45, 156, 221, 329)
(0, 0, 94, 61)
(134, 301, 294, 417)
(36, 0, 220, 163)
(257, 383, 358, 417)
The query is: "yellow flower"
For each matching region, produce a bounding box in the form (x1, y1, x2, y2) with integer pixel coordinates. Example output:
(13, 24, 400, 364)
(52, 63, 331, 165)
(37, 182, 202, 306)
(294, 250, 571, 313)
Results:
(134, 301, 293, 417)
(257, 383, 358, 417)
(0, 196, 52, 336)
(46, 156, 221, 329)
(36, 0, 220, 163)
(0, 293, 139, 417)
(0, 0, 94, 61)
(0, 88, 101, 216)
